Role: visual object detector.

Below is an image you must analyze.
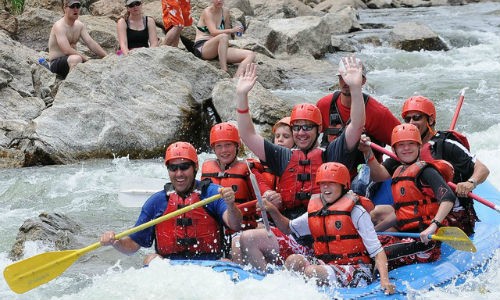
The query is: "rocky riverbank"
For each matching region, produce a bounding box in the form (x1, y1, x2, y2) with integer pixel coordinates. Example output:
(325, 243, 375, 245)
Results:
(1, 0, 496, 168)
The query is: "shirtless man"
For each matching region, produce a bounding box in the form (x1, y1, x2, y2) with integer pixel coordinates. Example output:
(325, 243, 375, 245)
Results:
(48, 0, 107, 78)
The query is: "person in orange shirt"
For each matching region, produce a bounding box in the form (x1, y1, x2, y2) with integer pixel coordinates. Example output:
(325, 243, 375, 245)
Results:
(161, 0, 192, 47)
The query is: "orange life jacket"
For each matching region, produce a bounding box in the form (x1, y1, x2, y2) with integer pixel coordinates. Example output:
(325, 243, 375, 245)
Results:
(308, 193, 372, 265)
(201, 159, 254, 203)
(391, 160, 450, 232)
(155, 190, 222, 258)
(201, 159, 257, 230)
(277, 148, 323, 212)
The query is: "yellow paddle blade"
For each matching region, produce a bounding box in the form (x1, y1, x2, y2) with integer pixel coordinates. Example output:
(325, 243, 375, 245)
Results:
(3, 249, 83, 294)
(3, 193, 222, 294)
(432, 226, 477, 252)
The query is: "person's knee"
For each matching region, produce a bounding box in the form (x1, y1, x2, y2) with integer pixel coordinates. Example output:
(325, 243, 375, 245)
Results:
(67, 55, 83, 67)
(219, 33, 230, 43)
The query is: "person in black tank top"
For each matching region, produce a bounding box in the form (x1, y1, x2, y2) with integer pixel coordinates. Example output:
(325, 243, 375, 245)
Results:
(117, 1, 159, 55)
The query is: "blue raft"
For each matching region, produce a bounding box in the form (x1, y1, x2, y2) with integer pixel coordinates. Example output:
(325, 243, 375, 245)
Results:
(169, 181, 500, 299)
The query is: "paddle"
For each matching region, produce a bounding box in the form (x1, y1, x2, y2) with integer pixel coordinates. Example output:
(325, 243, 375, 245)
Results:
(447, 182, 500, 213)
(246, 161, 273, 237)
(449, 87, 468, 131)
(3, 194, 222, 294)
(367, 142, 498, 213)
(378, 226, 476, 252)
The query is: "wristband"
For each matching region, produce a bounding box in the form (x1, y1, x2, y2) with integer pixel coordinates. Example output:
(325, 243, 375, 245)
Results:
(431, 219, 442, 228)
(237, 107, 249, 114)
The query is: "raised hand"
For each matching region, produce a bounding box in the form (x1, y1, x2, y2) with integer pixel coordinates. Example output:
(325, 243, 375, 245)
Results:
(338, 56, 363, 88)
(236, 63, 258, 96)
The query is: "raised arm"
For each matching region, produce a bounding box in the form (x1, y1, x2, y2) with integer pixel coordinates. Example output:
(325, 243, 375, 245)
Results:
(235, 63, 266, 160)
(147, 16, 159, 47)
(341, 56, 365, 150)
(359, 135, 391, 182)
(80, 23, 107, 58)
(116, 18, 130, 55)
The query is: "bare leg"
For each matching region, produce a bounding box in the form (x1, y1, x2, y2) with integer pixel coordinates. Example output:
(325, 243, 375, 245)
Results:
(216, 33, 230, 72)
(143, 253, 161, 265)
(304, 265, 330, 286)
(285, 254, 309, 273)
(67, 54, 83, 70)
(230, 235, 243, 264)
(239, 228, 279, 271)
(227, 49, 256, 77)
(164, 26, 183, 47)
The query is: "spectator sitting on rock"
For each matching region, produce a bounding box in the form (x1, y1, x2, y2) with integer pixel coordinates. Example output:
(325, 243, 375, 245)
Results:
(48, 0, 107, 79)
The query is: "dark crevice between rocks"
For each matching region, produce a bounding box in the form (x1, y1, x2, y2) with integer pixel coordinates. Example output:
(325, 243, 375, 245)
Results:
(177, 98, 221, 154)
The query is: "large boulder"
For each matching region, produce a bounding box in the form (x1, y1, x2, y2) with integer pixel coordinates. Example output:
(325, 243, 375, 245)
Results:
(249, 8, 361, 58)
(30, 47, 227, 165)
(389, 21, 449, 51)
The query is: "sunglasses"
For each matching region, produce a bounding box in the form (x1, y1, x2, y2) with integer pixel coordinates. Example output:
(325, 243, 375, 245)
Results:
(403, 114, 424, 123)
(68, 3, 81, 9)
(127, 1, 142, 8)
(167, 162, 193, 172)
(291, 124, 316, 132)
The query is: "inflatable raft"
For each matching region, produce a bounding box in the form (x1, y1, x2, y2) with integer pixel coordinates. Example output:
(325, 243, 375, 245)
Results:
(169, 181, 500, 299)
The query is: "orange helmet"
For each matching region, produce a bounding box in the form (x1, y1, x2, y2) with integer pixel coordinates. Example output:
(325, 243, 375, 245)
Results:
(272, 116, 291, 133)
(391, 124, 422, 147)
(401, 96, 436, 119)
(209, 122, 240, 147)
(164, 142, 198, 168)
(290, 103, 322, 132)
(315, 162, 351, 189)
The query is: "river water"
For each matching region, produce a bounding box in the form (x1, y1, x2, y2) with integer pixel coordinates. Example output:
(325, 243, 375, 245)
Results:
(1, 2, 499, 299)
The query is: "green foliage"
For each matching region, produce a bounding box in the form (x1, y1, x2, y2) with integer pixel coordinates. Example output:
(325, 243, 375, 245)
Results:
(10, 0, 25, 14)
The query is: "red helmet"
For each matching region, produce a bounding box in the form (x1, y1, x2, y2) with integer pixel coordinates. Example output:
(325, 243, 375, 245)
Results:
(315, 162, 351, 189)
(164, 142, 198, 168)
(290, 103, 322, 132)
(401, 96, 436, 119)
(391, 124, 422, 147)
(209, 122, 240, 147)
(272, 116, 291, 133)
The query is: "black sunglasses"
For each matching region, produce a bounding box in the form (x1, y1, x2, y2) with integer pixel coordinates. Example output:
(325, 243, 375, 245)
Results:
(127, 1, 142, 8)
(68, 3, 81, 9)
(291, 124, 316, 132)
(167, 162, 193, 172)
(403, 114, 424, 123)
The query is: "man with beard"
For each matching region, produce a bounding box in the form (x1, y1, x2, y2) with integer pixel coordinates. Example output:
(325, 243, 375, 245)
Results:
(48, 0, 107, 78)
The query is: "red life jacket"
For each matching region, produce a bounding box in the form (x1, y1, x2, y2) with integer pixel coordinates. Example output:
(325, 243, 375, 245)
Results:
(201, 159, 257, 230)
(247, 158, 277, 190)
(391, 161, 449, 232)
(277, 148, 323, 212)
(321, 91, 370, 145)
(307, 193, 372, 265)
(155, 190, 222, 257)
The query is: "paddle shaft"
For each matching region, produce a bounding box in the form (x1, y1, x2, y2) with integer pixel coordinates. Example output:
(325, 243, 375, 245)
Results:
(447, 182, 500, 213)
(246, 162, 273, 237)
(368, 142, 498, 213)
(449, 87, 468, 131)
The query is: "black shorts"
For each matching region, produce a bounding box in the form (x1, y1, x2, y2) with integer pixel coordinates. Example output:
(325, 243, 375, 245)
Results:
(193, 39, 208, 58)
(49, 56, 70, 78)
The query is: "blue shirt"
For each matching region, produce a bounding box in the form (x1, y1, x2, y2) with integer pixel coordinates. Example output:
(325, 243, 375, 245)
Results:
(129, 181, 227, 249)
